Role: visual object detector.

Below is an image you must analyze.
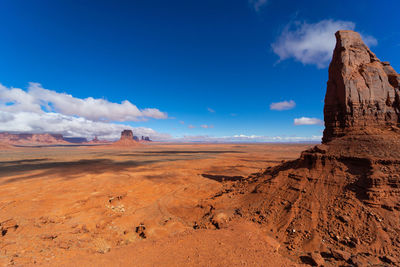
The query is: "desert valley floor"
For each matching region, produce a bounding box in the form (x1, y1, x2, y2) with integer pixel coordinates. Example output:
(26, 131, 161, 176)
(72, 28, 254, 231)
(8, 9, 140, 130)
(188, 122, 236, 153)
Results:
(0, 143, 311, 266)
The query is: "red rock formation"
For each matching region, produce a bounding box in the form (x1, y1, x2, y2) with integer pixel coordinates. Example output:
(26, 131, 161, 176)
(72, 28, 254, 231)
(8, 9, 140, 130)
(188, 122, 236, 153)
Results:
(323, 30, 400, 143)
(0, 133, 68, 145)
(120, 130, 134, 140)
(197, 31, 400, 265)
(112, 130, 141, 146)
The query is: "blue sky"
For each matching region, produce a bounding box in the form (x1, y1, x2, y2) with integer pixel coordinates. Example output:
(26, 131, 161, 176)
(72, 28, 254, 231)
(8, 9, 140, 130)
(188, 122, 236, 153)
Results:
(0, 0, 399, 142)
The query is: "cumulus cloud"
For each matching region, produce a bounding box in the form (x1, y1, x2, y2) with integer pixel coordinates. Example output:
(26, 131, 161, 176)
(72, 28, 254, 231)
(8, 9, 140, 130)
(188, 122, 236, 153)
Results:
(188, 124, 196, 129)
(201, 124, 214, 129)
(207, 107, 215, 113)
(0, 110, 170, 140)
(0, 83, 170, 140)
(0, 111, 14, 122)
(294, 117, 323, 125)
(249, 0, 268, 12)
(270, 100, 296, 111)
(179, 120, 185, 124)
(0, 83, 167, 122)
(271, 19, 377, 68)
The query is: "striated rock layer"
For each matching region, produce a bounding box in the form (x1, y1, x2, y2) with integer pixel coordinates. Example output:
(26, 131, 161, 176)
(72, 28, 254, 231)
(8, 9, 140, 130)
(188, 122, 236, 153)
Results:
(323, 30, 400, 143)
(197, 31, 400, 266)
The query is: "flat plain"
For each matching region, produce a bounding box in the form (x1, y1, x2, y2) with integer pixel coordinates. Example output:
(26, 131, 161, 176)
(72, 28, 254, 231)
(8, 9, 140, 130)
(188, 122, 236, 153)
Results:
(0, 143, 311, 266)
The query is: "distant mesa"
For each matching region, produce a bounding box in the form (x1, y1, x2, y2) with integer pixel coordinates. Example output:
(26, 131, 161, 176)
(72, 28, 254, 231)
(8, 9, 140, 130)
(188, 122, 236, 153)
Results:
(112, 130, 151, 146)
(0, 132, 69, 146)
(120, 130, 134, 140)
(0, 131, 151, 147)
(197, 30, 400, 264)
(86, 136, 110, 145)
(141, 136, 151, 142)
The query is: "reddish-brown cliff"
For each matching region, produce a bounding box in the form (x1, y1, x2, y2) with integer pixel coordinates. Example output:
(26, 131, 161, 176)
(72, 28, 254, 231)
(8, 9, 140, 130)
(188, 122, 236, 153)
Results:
(197, 31, 400, 266)
(323, 30, 400, 143)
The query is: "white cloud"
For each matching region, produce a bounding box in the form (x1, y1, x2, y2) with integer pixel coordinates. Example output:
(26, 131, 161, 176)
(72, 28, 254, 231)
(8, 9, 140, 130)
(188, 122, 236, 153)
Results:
(179, 120, 185, 124)
(188, 124, 196, 129)
(0, 83, 170, 140)
(233, 134, 260, 138)
(0, 111, 14, 122)
(271, 19, 377, 68)
(0, 82, 167, 122)
(270, 100, 296, 111)
(201, 124, 214, 129)
(207, 107, 215, 113)
(362, 35, 378, 46)
(0, 110, 170, 140)
(249, 0, 268, 12)
(294, 117, 323, 125)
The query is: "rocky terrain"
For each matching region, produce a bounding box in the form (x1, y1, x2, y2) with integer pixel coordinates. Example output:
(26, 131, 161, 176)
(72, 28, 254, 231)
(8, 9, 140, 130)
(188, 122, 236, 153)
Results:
(196, 30, 400, 266)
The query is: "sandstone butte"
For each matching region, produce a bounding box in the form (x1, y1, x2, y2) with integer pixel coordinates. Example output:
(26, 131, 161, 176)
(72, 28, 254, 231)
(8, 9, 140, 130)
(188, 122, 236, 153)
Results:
(111, 129, 141, 146)
(196, 30, 400, 266)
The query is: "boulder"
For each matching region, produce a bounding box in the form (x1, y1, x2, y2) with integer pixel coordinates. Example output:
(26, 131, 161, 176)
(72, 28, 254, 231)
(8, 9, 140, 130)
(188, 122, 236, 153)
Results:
(331, 249, 351, 261)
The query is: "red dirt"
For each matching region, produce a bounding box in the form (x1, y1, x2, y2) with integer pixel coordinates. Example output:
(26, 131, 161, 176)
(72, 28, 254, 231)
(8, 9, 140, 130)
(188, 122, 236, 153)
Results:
(0, 143, 309, 266)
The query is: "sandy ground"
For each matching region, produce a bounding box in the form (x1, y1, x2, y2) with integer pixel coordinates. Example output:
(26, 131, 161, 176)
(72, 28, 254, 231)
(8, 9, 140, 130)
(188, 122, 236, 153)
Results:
(0, 143, 311, 266)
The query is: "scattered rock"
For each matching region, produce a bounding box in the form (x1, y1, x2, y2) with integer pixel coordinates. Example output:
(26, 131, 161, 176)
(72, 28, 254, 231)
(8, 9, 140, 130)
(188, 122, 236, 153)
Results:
(379, 255, 398, 265)
(135, 223, 146, 239)
(93, 238, 111, 254)
(40, 234, 58, 240)
(331, 249, 351, 261)
(301, 252, 325, 266)
(350, 254, 370, 266)
(211, 212, 229, 229)
(0, 219, 19, 237)
(337, 215, 350, 224)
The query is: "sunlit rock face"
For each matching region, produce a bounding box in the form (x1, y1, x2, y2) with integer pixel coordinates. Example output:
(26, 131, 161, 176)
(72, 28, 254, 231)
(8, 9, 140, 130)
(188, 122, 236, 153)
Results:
(120, 130, 134, 140)
(323, 30, 400, 143)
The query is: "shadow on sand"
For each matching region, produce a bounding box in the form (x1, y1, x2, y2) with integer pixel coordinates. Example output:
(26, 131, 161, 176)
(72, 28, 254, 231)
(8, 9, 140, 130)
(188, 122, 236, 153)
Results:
(0, 158, 179, 184)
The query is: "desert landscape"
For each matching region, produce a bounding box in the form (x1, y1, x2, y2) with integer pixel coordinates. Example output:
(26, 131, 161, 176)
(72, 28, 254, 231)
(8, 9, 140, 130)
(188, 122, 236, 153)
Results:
(2, 1, 400, 266)
(0, 142, 310, 266)
(2, 30, 400, 266)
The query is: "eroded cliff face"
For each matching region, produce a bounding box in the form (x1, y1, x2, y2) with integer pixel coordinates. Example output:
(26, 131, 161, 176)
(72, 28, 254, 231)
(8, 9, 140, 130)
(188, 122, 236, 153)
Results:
(196, 31, 400, 266)
(323, 30, 400, 143)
